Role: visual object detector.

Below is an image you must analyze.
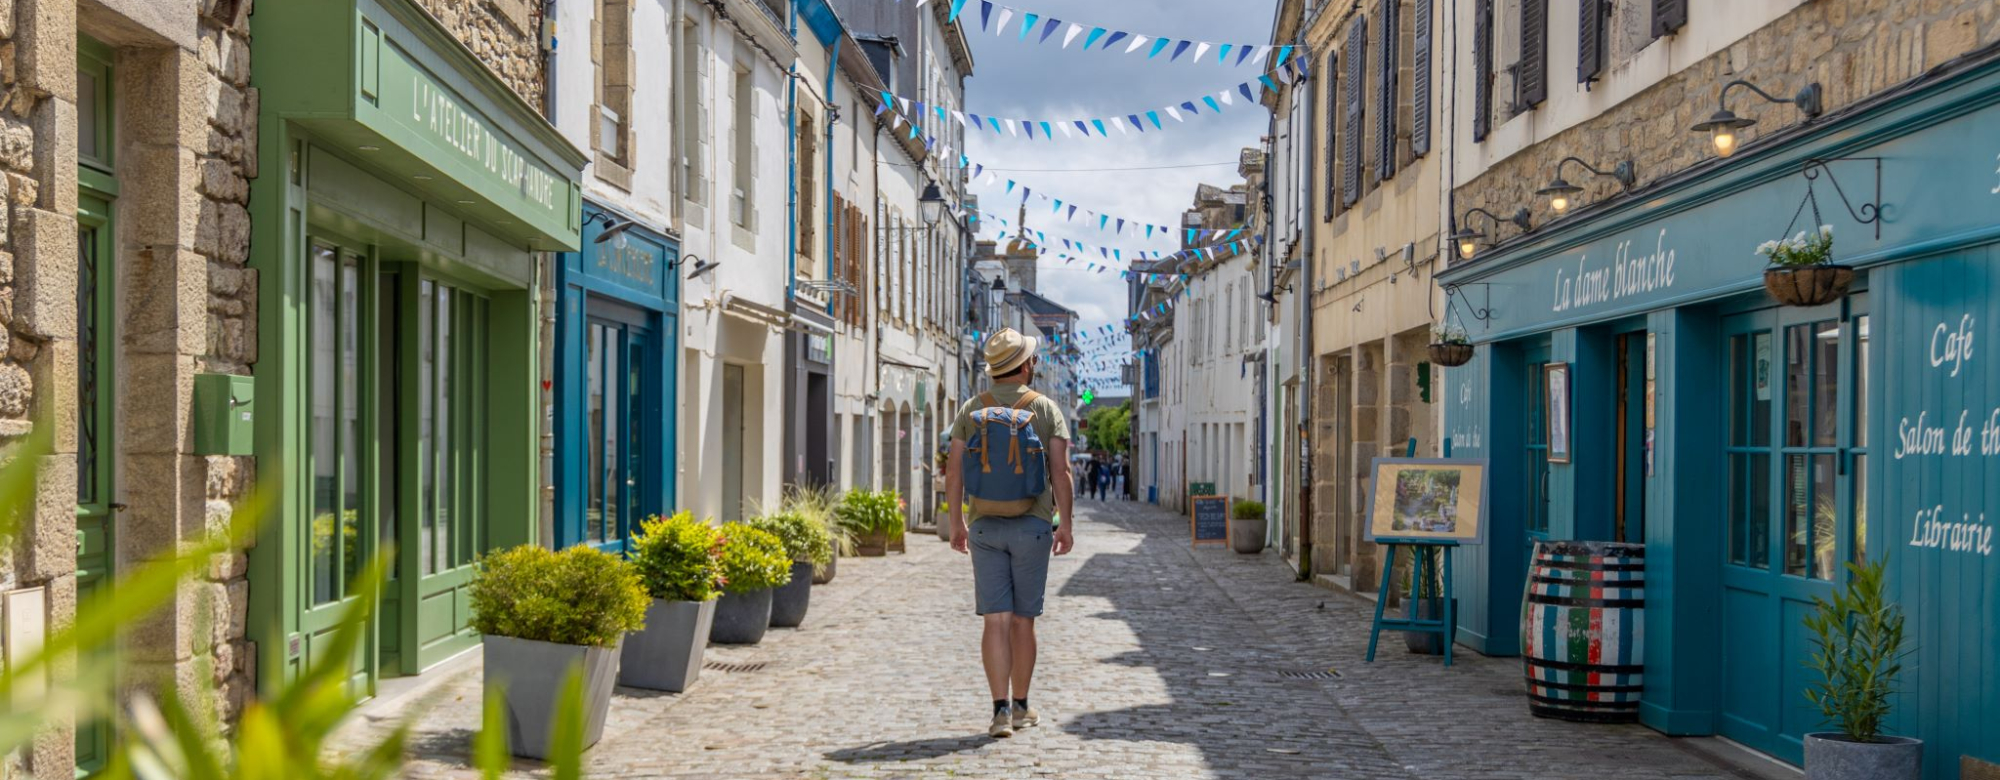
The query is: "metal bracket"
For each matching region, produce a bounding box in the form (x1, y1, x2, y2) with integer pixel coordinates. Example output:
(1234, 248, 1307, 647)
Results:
(1799, 157, 1882, 241)
(1442, 283, 1494, 328)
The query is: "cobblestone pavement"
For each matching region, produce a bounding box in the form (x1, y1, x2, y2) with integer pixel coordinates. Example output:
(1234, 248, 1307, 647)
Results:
(338, 500, 1770, 779)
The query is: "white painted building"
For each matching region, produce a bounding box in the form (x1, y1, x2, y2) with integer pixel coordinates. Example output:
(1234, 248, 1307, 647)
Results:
(1180, 180, 1262, 507)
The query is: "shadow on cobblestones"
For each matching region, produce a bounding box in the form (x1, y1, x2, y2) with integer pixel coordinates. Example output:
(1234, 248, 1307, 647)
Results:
(824, 734, 997, 763)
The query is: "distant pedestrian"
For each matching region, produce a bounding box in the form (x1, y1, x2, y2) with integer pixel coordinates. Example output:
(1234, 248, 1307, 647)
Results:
(1094, 460, 1112, 501)
(946, 328, 1075, 739)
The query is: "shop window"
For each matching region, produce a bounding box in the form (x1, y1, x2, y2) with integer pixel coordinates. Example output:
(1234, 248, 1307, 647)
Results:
(310, 244, 366, 605)
(1525, 359, 1550, 535)
(417, 280, 490, 576)
(1852, 315, 1869, 561)
(1727, 331, 1774, 568)
(1782, 320, 1840, 580)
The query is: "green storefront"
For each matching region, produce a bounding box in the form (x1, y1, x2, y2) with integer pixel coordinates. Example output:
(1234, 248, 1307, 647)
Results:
(247, 0, 584, 692)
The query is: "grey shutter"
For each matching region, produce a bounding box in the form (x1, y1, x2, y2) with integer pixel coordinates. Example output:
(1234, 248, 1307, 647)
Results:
(1411, 0, 1433, 157)
(1341, 17, 1365, 208)
(1324, 60, 1339, 221)
(1517, 0, 1547, 110)
(1376, 0, 1398, 181)
(1578, 0, 1605, 84)
(1472, 0, 1492, 141)
(1652, 0, 1687, 37)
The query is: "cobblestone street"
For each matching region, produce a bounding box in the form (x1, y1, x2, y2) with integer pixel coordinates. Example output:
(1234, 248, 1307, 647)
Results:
(344, 500, 1780, 779)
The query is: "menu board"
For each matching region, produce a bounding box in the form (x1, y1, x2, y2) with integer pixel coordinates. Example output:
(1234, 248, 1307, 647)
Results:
(1190, 495, 1229, 546)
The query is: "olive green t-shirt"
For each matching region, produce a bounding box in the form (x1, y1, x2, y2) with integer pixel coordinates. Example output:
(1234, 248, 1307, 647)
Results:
(951, 384, 1070, 523)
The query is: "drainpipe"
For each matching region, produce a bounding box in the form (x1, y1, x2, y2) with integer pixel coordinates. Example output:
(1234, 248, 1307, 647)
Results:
(1296, 32, 1318, 583)
(824, 35, 840, 316)
(785, 0, 799, 302)
(671, 0, 687, 230)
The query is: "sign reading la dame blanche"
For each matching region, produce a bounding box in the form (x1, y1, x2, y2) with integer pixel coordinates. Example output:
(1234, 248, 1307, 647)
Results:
(1549, 229, 1678, 314)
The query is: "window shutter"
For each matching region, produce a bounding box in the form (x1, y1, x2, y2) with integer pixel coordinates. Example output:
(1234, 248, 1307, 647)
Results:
(1320, 62, 1336, 221)
(1578, 0, 1605, 84)
(1377, 0, 1398, 182)
(1323, 58, 1338, 221)
(1652, 0, 1687, 38)
(1472, 0, 1492, 141)
(1410, 0, 1432, 157)
(1341, 17, 1365, 208)
(1517, 0, 1547, 110)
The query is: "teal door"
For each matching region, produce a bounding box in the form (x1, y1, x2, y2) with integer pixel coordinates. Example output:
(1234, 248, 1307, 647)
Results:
(581, 317, 653, 553)
(1522, 343, 1553, 571)
(1719, 299, 1867, 763)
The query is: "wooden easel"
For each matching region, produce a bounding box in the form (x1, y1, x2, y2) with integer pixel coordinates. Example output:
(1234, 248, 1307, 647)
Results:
(1365, 437, 1458, 667)
(1363, 539, 1458, 667)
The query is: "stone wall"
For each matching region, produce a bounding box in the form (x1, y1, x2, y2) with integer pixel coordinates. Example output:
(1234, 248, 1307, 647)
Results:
(1452, 0, 2000, 246)
(417, 0, 545, 109)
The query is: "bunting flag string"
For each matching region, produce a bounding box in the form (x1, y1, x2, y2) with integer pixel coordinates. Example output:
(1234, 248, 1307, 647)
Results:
(902, 0, 1297, 72)
(874, 56, 1306, 143)
(981, 217, 1259, 265)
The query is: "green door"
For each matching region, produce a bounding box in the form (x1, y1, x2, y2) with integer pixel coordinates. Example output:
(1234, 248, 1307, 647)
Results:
(298, 238, 375, 694)
(400, 276, 488, 671)
(75, 192, 114, 775)
(1719, 299, 1867, 763)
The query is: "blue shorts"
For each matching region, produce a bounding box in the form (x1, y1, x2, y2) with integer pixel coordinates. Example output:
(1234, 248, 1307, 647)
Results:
(970, 516, 1055, 617)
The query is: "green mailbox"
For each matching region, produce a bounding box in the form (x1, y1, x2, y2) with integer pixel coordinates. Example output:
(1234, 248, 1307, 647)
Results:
(194, 373, 255, 456)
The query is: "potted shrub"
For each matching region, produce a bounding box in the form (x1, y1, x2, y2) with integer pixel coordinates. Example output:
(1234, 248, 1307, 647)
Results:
(1760, 225, 1852, 307)
(1428, 324, 1474, 367)
(471, 544, 648, 759)
(1229, 499, 1267, 554)
(1802, 559, 1920, 780)
(837, 490, 905, 557)
(748, 510, 832, 628)
(782, 485, 849, 584)
(708, 523, 792, 645)
(619, 512, 724, 692)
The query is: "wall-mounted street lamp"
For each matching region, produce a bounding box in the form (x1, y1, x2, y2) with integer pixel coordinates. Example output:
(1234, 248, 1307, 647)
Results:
(585, 211, 638, 248)
(1690, 79, 1824, 158)
(1447, 207, 1533, 261)
(919, 182, 947, 227)
(1536, 156, 1637, 215)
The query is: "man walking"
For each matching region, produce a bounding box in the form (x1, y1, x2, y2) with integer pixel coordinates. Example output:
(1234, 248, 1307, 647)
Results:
(947, 329, 1075, 738)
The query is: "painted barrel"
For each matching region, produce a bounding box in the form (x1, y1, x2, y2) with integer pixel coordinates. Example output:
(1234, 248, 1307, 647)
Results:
(1522, 540, 1645, 723)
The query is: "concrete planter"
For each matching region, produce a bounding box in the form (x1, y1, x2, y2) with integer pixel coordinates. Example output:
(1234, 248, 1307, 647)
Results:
(811, 555, 836, 585)
(710, 588, 774, 645)
(1804, 733, 1922, 780)
(770, 562, 815, 628)
(617, 599, 715, 692)
(483, 635, 621, 760)
(1230, 517, 1267, 554)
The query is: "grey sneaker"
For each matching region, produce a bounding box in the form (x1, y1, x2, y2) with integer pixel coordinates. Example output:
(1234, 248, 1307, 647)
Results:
(988, 710, 1015, 738)
(1011, 703, 1039, 730)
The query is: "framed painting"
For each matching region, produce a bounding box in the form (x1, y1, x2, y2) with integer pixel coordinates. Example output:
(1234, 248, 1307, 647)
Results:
(1544, 362, 1572, 464)
(1363, 458, 1489, 544)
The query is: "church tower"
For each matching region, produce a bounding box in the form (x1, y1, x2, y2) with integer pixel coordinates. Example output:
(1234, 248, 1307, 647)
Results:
(1002, 203, 1039, 293)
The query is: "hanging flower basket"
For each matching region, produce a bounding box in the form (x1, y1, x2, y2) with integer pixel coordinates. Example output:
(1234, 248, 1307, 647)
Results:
(1758, 225, 1851, 307)
(1428, 342, 1474, 367)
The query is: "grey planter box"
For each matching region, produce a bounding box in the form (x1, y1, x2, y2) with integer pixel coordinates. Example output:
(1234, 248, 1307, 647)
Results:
(483, 635, 622, 760)
(1805, 733, 1922, 780)
(618, 599, 716, 692)
(1230, 517, 1267, 554)
(770, 562, 814, 628)
(710, 588, 773, 645)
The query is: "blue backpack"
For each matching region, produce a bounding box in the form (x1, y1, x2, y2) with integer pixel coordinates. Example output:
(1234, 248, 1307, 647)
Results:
(962, 390, 1049, 518)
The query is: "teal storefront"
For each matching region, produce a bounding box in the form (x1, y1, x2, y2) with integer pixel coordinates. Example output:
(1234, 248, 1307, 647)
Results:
(1440, 50, 2000, 777)
(554, 204, 681, 551)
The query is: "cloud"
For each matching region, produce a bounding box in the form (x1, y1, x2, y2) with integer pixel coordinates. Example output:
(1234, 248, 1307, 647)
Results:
(961, 0, 1278, 384)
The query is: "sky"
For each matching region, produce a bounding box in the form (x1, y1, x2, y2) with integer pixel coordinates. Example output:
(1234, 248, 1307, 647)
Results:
(955, 0, 1281, 390)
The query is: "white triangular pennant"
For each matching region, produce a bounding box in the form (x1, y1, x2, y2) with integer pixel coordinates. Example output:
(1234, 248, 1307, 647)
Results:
(1192, 42, 1211, 63)
(1058, 123, 1074, 138)
(1062, 23, 1084, 48)
(993, 7, 1012, 35)
(1125, 34, 1150, 54)
(1165, 106, 1184, 122)
(1218, 89, 1235, 106)
(1250, 45, 1273, 66)
(953, 110, 968, 126)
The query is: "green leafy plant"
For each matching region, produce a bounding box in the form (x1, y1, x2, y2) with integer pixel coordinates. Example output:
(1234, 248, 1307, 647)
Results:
(1757, 225, 1835, 267)
(714, 524, 794, 593)
(1083, 401, 1133, 457)
(628, 511, 725, 603)
(1232, 499, 1266, 520)
(470, 544, 650, 647)
(1803, 558, 1908, 742)
(748, 510, 833, 568)
(777, 483, 853, 559)
(835, 489, 906, 542)
(1431, 323, 1471, 345)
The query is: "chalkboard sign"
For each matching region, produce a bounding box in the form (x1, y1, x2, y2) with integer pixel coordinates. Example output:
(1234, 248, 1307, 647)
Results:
(1190, 495, 1230, 546)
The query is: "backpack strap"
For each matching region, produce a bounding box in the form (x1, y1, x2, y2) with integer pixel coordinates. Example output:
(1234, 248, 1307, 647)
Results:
(981, 391, 1000, 408)
(1011, 390, 1041, 411)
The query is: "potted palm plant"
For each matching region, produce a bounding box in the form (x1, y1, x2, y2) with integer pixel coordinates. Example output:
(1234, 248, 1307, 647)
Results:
(1428, 324, 1474, 367)
(471, 544, 649, 759)
(1760, 224, 1851, 307)
(749, 510, 832, 628)
(619, 512, 724, 692)
(1229, 499, 1267, 554)
(1802, 558, 1921, 780)
(708, 523, 792, 645)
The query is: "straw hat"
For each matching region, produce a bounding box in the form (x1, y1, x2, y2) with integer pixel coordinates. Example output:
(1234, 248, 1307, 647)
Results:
(983, 328, 1039, 376)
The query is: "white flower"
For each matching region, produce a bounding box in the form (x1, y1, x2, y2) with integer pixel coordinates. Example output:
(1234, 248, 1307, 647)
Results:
(1819, 224, 1834, 239)
(1757, 240, 1780, 255)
